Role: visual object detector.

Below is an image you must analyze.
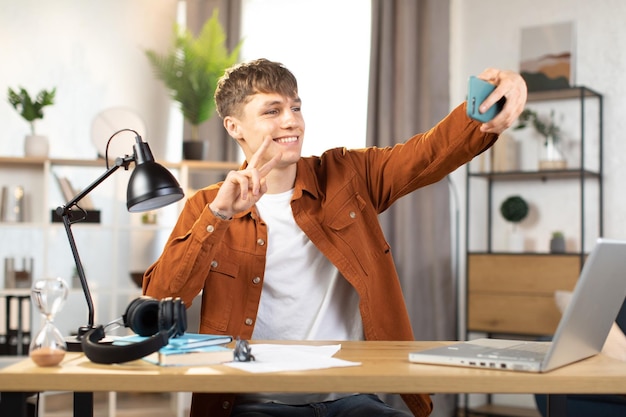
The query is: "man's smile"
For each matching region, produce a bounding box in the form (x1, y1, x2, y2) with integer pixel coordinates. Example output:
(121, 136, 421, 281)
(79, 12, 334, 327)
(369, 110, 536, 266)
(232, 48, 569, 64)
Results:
(274, 136, 299, 144)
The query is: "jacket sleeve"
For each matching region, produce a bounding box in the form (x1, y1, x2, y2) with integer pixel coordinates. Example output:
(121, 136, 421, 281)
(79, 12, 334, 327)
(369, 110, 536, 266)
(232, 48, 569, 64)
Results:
(142, 188, 230, 307)
(340, 102, 498, 213)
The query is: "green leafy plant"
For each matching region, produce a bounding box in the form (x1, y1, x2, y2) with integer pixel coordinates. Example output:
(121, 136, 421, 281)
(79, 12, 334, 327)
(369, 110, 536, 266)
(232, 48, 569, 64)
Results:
(7, 87, 56, 135)
(500, 195, 529, 223)
(514, 108, 561, 144)
(145, 9, 242, 141)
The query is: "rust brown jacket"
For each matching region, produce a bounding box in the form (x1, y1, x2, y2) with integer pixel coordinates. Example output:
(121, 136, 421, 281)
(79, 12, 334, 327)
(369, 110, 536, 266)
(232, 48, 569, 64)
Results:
(143, 103, 497, 417)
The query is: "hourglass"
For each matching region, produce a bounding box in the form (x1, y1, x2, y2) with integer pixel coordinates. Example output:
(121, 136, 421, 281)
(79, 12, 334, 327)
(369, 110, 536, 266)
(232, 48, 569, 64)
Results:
(29, 277, 69, 367)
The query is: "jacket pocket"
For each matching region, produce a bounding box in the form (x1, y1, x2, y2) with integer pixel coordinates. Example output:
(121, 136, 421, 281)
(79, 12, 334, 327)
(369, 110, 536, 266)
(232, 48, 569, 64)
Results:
(326, 191, 390, 275)
(200, 257, 238, 332)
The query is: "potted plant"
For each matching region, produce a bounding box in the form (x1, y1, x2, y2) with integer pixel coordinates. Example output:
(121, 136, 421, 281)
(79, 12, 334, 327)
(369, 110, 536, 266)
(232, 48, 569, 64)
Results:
(514, 108, 565, 170)
(550, 231, 566, 253)
(144, 9, 242, 160)
(500, 195, 529, 252)
(7, 86, 56, 157)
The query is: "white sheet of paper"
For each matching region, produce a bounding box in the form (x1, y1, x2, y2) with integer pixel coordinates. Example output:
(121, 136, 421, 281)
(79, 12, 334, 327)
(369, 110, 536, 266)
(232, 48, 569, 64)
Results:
(224, 344, 361, 373)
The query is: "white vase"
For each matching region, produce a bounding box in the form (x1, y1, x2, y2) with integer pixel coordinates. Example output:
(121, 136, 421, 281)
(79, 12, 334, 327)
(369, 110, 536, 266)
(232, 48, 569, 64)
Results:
(509, 228, 524, 253)
(538, 135, 566, 170)
(24, 135, 50, 158)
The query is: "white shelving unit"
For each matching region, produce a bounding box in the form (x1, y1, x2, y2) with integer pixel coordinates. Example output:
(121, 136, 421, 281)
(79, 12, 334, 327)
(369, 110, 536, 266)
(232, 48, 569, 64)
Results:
(0, 156, 238, 416)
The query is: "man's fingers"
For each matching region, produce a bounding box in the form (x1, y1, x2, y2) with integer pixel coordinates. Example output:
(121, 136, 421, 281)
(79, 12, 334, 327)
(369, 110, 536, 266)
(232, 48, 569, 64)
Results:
(248, 136, 273, 169)
(476, 68, 527, 134)
(258, 152, 282, 178)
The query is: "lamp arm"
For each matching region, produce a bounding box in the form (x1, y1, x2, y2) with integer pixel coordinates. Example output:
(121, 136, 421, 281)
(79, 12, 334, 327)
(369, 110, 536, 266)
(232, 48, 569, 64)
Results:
(59, 213, 94, 333)
(55, 155, 134, 336)
(60, 156, 133, 210)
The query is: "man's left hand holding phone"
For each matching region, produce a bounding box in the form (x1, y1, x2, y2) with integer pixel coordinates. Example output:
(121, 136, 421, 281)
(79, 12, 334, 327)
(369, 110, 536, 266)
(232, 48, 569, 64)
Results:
(466, 75, 506, 123)
(465, 69, 528, 135)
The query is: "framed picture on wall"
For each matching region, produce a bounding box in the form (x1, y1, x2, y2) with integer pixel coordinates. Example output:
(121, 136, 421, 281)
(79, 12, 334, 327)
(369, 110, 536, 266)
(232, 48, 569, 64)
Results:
(520, 21, 575, 92)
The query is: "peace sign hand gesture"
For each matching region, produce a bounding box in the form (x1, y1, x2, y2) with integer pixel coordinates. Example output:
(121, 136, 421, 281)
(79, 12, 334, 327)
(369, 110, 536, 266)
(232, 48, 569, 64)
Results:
(208, 137, 281, 220)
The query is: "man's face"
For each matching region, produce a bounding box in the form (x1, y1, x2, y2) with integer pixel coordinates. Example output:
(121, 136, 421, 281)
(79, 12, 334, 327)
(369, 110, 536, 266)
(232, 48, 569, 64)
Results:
(225, 92, 305, 167)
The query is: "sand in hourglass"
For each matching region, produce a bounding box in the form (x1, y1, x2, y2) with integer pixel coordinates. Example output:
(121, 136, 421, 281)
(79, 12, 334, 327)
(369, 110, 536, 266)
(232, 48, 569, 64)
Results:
(30, 347, 66, 367)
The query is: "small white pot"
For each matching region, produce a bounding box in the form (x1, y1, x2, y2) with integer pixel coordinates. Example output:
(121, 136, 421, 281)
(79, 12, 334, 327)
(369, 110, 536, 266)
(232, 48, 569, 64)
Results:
(24, 134, 50, 158)
(508, 229, 525, 252)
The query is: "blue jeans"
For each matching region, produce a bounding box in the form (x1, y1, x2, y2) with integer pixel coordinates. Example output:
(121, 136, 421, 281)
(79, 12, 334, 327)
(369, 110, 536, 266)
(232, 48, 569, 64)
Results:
(231, 394, 412, 417)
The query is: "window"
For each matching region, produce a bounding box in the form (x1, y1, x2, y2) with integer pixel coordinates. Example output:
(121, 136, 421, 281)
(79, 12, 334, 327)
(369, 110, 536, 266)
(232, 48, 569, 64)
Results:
(240, 0, 372, 156)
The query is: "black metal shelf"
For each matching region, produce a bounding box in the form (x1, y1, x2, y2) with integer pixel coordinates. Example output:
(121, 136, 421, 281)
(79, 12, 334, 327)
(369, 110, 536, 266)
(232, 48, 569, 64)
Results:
(468, 169, 600, 182)
(527, 85, 602, 102)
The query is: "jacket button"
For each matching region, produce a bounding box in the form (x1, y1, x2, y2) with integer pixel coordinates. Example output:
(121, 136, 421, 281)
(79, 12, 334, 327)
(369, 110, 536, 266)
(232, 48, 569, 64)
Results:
(211, 260, 218, 268)
(349, 211, 356, 219)
(222, 401, 230, 409)
(252, 276, 261, 284)
(257, 238, 265, 246)
(206, 225, 215, 233)
(245, 318, 254, 326)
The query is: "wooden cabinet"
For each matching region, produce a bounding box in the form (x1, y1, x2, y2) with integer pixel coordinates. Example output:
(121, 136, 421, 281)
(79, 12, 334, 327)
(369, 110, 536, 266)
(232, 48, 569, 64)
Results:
(467, 253, 581, 335)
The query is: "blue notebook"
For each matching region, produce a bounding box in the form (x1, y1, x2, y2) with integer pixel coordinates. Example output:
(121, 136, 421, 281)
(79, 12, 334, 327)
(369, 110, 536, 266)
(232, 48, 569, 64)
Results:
(113, 333, 234, 366)
(114, 332, 232, 350)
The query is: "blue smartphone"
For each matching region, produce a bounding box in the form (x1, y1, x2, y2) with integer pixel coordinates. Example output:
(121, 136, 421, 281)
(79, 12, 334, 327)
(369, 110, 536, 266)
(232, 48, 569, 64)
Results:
(466, 76, 505, 123)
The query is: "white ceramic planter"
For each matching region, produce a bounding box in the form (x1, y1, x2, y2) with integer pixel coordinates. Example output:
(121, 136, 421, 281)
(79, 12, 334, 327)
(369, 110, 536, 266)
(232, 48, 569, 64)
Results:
(24, 134, 50, 158)
(508, 229, 525, 252)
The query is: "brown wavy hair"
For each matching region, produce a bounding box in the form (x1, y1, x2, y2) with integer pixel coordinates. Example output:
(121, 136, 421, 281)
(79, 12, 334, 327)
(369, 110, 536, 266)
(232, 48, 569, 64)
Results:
(214, 58, 299, 119)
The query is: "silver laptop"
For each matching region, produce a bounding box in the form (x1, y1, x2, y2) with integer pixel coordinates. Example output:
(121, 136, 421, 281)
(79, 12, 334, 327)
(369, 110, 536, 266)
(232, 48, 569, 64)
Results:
(409, 238, 626, 372)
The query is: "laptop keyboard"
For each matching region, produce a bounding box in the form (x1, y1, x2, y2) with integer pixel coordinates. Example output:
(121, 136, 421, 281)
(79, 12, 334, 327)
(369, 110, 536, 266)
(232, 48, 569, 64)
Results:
(477, 342, 550, 361)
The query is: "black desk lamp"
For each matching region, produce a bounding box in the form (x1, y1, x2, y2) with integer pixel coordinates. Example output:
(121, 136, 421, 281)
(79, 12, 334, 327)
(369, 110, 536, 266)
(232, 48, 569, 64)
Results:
(56, 129, 184, 351)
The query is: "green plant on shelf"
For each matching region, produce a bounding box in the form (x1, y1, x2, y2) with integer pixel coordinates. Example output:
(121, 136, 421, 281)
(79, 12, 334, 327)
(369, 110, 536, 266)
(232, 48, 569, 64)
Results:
(7, 86, 56, 135)
(514, 108, 561, 145)
(500, 195, 529, 224)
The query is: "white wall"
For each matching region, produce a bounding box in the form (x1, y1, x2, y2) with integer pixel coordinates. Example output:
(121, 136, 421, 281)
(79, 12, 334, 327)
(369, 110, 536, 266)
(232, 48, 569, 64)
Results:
(0, 0, 178, 160)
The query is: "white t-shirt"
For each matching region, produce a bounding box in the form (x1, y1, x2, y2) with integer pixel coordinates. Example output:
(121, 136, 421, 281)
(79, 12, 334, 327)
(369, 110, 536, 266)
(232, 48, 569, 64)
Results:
(243, 189, 363, 405)
(252, 189, 363, 341)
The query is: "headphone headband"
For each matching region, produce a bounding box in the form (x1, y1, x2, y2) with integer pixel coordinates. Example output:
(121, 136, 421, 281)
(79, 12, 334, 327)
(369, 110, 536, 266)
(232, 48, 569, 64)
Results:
(81, 297, 187, 364)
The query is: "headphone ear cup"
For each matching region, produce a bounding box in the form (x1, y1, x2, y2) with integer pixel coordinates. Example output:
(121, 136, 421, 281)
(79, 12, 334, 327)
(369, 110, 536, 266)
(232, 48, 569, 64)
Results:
(124, 296, 160, 336)
(173, 298, 187, 336)
(158, 297, 187, 337)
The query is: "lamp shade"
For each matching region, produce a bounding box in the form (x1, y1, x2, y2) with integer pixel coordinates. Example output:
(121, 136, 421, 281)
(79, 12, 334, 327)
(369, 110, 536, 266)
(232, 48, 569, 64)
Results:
(126, 161, 184, 212)
(126, 136, 184, 212)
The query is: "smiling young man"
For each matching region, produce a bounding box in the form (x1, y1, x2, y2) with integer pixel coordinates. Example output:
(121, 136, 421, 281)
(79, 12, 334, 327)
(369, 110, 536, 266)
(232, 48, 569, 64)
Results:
(143, 58, 527, 417)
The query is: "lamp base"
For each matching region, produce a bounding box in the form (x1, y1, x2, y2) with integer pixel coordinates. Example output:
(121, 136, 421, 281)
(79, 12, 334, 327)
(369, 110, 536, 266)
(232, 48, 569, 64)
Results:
(66, 335, 84, 352)
(66, 329, 115, 353)
(65, 325, 96, 352)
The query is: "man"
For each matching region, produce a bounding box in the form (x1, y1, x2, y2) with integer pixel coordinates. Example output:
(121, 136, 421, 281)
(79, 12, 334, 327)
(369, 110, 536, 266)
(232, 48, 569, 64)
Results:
(143, 58, 527, 417)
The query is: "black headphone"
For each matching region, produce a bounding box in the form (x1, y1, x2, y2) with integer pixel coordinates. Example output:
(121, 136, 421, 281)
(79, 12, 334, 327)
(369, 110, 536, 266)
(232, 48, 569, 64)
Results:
(81, 296, 187, 364)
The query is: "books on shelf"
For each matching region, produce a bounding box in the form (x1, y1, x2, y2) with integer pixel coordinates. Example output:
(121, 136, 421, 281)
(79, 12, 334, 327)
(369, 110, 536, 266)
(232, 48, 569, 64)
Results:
(113, 333, 234, 366)
(52, 172, 95, 209)
(0, 293, 31, 356)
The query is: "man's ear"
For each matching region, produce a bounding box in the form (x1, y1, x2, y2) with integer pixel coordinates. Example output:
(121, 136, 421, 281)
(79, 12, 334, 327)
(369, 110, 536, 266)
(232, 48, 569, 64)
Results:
(224, 116, 242, 139)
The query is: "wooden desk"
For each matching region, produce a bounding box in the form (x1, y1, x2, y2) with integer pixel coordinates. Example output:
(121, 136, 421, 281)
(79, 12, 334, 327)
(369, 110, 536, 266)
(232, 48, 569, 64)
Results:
(2, 341, 626, 416)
